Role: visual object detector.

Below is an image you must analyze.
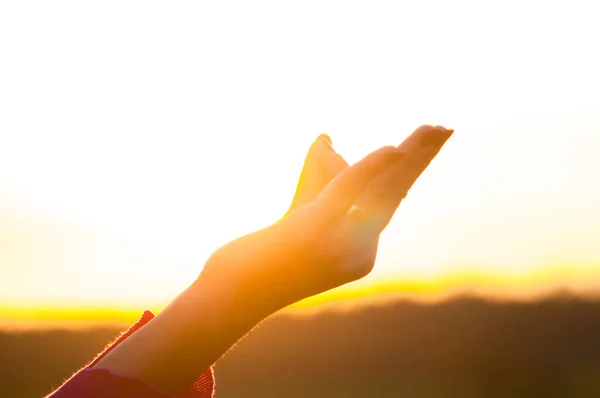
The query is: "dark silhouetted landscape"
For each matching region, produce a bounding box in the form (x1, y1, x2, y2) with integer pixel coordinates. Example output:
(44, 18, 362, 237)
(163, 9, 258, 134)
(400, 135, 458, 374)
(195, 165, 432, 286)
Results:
(2, 295, 600, 397)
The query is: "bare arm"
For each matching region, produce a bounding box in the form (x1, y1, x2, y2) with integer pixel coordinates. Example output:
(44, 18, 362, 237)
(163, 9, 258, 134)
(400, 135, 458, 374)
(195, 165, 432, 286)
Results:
(93, 125, 453, 396)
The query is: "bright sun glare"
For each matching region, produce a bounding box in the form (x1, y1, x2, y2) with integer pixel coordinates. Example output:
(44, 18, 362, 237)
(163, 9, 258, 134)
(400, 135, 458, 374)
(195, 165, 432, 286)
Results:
(1, 1, 600, 324)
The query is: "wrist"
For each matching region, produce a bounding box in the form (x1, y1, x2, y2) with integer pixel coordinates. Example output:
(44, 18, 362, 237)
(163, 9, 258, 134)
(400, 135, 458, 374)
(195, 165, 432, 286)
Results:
(189, 271, 280, 326)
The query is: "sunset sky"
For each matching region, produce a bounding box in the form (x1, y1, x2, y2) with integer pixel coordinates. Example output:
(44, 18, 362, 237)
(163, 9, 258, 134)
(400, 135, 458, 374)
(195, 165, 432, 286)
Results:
(1, 1, 600, 324)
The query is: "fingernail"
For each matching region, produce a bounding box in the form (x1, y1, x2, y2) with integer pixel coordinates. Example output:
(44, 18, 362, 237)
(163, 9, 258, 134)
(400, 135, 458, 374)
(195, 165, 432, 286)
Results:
(419, 131, 452, 149)
(318, 134, 333, 146)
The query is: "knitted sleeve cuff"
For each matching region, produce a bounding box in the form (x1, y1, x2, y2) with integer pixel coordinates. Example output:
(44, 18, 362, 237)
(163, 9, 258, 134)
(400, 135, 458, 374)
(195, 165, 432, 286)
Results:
(47, 310, 214, 398)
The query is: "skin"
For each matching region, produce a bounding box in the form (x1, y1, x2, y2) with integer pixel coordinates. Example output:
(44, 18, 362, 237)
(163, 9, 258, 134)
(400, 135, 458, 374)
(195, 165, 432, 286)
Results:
(93, 124, 454, 396)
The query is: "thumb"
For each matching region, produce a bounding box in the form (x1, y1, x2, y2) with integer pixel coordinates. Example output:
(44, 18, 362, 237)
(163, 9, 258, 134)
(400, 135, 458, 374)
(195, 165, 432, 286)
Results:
(287, 134, 348, 213)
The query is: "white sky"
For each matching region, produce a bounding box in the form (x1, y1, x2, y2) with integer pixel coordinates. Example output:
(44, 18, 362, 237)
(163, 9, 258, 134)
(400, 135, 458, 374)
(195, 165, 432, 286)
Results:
(1, 1, 600, 307)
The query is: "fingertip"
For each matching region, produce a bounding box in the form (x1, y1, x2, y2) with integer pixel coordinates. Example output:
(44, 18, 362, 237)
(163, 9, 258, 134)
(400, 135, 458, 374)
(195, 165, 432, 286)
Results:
(309, 134, 332, 155)
(433, 125, 454, 136)
(317, 134, 333, 146)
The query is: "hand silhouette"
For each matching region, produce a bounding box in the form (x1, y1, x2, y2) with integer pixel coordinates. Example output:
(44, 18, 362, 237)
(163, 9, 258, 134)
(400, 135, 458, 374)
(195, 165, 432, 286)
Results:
(93, 125, 453, 396)
(199, 125, 453, 313)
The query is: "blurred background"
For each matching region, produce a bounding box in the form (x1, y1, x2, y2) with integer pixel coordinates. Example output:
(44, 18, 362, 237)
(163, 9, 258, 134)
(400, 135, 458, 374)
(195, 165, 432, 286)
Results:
(1, 1, 599, 396)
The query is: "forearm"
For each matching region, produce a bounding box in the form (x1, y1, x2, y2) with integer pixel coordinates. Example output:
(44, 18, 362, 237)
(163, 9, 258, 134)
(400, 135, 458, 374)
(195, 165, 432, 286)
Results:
(92, 272, 275, 396)
(87, 126, 453, 397)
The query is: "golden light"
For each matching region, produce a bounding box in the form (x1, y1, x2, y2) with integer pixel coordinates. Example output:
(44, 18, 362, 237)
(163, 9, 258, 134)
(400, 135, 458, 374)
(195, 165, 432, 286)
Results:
(1, 1, 600, 326)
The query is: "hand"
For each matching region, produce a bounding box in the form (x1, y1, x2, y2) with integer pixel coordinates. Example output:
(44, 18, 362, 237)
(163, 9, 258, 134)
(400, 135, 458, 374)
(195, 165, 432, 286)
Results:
(198, 125, 454, 314)
(93, 125, 453, 396)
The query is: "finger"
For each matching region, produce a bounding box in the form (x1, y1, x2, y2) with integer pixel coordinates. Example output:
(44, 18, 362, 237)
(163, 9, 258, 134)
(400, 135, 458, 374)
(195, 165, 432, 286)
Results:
(287, 135, 349, 213)
(313, 145, 404, 222)
(355, 125, 454, 231)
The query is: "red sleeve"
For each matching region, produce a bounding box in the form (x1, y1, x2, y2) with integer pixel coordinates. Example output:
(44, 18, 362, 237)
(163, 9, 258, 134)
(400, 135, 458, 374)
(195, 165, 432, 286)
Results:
(47, 310, 214, 398)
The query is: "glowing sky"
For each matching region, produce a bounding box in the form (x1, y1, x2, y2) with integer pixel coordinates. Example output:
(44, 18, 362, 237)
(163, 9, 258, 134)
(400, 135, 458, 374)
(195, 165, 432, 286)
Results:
(1, 1, 600, 315)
